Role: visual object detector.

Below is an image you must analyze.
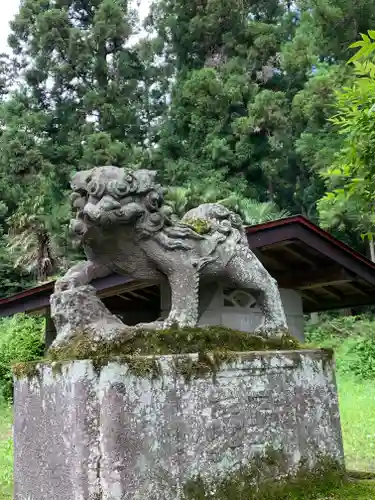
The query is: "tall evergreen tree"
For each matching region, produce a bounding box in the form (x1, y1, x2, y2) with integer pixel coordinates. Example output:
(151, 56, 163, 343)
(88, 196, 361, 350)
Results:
(3, 0, 375, 295)
(145, 0, 375, 219)
(0, 0, 167, 288)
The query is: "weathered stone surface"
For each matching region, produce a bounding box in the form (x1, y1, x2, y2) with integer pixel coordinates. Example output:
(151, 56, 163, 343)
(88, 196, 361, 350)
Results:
(51, 166, 288, 351)
(14, 349, 344, 500)
(50, 285, 133, 349)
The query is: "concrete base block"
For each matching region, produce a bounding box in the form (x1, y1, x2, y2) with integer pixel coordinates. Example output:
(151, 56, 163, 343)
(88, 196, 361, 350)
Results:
(14, 350, 344, 500)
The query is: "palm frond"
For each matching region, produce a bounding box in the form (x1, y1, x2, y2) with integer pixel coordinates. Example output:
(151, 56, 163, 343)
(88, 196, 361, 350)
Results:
(238, 199, 291, 226)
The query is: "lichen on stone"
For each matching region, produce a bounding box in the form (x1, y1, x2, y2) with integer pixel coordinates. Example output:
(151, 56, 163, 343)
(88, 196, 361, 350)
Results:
(51, 361, 64, 377)
(182, 217, 211, 235)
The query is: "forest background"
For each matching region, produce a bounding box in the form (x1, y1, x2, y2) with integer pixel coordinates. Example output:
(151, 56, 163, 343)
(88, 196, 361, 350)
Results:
(0, 0, 375, 296)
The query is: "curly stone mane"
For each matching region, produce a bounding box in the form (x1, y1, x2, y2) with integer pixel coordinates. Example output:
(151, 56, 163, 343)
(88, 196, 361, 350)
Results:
(68, 166, 246, 253)
(69, 167, 170, 243)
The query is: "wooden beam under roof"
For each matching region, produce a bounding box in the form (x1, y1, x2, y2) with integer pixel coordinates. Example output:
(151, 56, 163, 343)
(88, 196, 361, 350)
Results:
(347, 281, 368, 296)
(301, 290, 319, 304)
(273, 266, 353, 290)
(321, 286, 343, 300)
(282, 244, 316, 267)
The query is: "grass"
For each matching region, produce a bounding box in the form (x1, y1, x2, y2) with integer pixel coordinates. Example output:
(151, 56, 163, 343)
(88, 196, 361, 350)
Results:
(0, 405, 12, 500)
(338, 372, 375, 472)
(1, 373, 375, 499)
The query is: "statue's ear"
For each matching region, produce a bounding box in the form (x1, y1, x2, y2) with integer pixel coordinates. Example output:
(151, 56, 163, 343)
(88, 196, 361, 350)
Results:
(71, 169, 93, 191)
(142, 170, 157, 183)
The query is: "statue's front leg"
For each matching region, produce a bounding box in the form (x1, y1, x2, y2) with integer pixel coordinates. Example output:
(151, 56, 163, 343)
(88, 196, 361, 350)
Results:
(164, 270, 200, 328)
(133, 269, 199, 331)
(50, 260, 129, 351)
(55, 260, 110, 292)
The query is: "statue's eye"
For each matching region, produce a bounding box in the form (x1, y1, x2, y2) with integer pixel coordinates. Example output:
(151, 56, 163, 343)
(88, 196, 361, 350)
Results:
(70, 192, 86, 209)
(145, 191, 163, 211)
(110, 180, 130, 198)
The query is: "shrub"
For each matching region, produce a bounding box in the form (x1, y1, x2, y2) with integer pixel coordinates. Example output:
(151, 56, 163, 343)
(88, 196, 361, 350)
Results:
(344, 333, 375, 380)
(0, 314, 45, 401)
(305, 315, 373, 345)
(306, 315, 375, 380)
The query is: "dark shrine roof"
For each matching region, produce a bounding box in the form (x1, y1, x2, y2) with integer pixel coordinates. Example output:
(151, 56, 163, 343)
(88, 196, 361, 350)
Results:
(1, 215, 375, 316)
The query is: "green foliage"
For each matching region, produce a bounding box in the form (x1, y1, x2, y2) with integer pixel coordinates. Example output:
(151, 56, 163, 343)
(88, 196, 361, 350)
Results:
(147, 0, 366, 220)
(164, 185, 237, 219)
(0, 0, 167, 294)
(6, 181, 73, 282)
(4, 1, 375, 297)
(318, 31, 375, 248)
(165, 184, 290, 225)
(344, 334, 375, 380)
(224, 197, 291, 226)
(0, 315, 45, 401)
(306, 315, 375, 380)
(0, 405, 12, 500)
(338, 374, 375, 472)
(307, 315, 375, 470)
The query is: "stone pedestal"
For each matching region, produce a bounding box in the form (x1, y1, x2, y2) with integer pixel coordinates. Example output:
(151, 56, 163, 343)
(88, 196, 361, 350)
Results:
(14, 350, 344, 500)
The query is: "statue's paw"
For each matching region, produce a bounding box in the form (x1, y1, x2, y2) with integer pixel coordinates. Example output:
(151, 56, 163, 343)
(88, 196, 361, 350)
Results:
(133, 320, 167, 331)
(54, 281, 68, 293)
(54, 276, 84, 293)
(55, 280, 76, 293)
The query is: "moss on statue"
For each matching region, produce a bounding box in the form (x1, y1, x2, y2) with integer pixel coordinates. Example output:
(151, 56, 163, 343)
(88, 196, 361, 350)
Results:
(13, 326, 302, 381)
(183, 217, 211, 234)
(182, 451, 346, 500)
(12, 362, 40, 380)
(47, 325, 300, 362)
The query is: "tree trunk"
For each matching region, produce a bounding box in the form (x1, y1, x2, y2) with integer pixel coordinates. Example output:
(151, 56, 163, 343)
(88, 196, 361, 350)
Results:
(268, 177, 274, 200)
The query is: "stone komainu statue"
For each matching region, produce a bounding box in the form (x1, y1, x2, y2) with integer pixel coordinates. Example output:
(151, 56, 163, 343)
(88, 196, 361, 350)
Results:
(54, 166, 288, 339)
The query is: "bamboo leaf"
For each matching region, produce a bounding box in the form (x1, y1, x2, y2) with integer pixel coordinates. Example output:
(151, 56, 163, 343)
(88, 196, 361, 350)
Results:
(361, 33, 371, 43)
(349, 41, 366, 48)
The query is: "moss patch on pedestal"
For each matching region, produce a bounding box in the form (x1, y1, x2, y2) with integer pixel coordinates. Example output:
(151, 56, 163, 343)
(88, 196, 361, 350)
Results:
(182, 451, 346, 500)
(47, 325, 300, 362)
(172, 351, 237, 383)
(27, 326, 301, 382)
(12, 362, 40, 379)
(13, 326, 303, 381)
